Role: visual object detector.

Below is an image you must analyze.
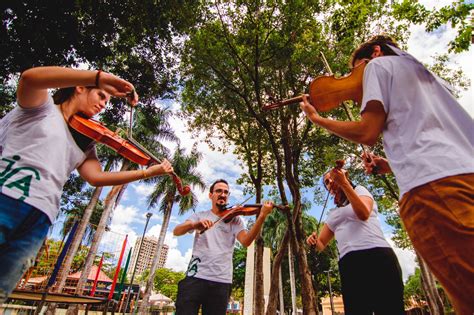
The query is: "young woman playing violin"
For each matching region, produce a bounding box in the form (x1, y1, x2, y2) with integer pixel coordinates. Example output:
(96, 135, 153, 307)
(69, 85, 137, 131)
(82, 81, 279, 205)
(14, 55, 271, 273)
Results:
(306, 163, 404, 315)
(173, 179, 274, 315)
(300, 35, 474, 314)
(0, 66, 173, 302)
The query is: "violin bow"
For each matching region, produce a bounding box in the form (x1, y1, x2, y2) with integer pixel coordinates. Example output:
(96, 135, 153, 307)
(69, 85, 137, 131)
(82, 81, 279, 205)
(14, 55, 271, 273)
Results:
(126, 95, 191, 196)
(320, 52, 399, 200)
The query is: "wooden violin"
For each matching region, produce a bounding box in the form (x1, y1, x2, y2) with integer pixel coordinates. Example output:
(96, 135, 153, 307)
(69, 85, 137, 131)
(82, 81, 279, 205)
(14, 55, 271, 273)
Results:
(262, 59, 367, 112)
(68, 114, 191, 196)
(199, 203, 290, 234)
(330, 160, 350, 207)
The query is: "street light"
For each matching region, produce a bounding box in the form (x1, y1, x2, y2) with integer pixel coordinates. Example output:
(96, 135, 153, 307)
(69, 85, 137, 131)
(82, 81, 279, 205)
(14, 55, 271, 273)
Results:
(123, 212, 153, 314)
(326, 269, 334, 315)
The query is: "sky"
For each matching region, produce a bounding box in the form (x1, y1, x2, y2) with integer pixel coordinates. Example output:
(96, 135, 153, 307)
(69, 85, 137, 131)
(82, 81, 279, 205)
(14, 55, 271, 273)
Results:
(72, 0, 473, 284)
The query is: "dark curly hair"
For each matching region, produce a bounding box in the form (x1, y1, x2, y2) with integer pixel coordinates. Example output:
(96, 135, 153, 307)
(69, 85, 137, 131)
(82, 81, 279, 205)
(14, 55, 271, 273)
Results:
(350, 35, 400, 67)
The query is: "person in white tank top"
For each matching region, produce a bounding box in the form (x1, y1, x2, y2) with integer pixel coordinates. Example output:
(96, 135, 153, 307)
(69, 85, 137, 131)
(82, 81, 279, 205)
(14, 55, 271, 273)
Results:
(0, 66, 174, 302)
(300, 35, 474, 314)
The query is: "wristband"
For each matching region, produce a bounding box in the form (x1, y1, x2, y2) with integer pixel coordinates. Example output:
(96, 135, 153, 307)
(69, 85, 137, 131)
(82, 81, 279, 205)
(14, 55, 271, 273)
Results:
(95, 70, 102, 87)
(141, 169, 148, 179)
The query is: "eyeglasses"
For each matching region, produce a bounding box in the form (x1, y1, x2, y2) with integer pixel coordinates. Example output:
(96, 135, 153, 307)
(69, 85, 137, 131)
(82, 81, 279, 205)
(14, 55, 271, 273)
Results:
(214, 189, 230, 196)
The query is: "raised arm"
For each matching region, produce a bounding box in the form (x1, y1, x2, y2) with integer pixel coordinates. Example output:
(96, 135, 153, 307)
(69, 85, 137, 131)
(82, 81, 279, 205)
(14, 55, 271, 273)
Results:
(237, 201, 274, 247)
(77, 157, 173, 187)
(300, 96, 386, 147)
(173, 219, 214, 236)
(17, 67, 137, 109)
(330, 168, 373, 221)
(306, 224, 334, 252)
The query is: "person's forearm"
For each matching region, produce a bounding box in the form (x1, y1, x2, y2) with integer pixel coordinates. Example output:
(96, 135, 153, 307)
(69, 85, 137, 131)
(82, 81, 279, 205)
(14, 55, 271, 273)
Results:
(315, 239, 327, 252)
(88, 169, 150, 187)
(174, 221, 195, 236)
(341, 184, 371, 220)
(310, 115, 373, 145)
(20, 67, 97, 90)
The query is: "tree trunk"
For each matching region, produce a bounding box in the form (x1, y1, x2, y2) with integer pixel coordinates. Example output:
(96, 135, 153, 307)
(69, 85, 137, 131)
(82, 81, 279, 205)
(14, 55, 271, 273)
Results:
(138, 200, 173, 314)
(418, 252, 444, 315)
(291, 208, 318, 315)
(278, 265, 285, 315)
(253, 184, 265, 315)
(265, 230, 290, 315)
(288, 243, 297, 315)
(254, 235, 265, 315)
(280, 118, 318, 315)
(67, 160, 130, 314)
(45, 186, 103, 314)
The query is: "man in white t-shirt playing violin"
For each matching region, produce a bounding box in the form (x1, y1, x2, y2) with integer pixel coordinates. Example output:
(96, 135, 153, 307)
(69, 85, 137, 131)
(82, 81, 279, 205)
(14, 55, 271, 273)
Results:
(300, 35, 474, 315)
(173, 179, 274, 315)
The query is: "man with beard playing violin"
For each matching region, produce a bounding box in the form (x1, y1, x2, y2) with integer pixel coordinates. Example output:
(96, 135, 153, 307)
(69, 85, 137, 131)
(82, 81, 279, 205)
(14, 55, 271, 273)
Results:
(300, 35, 474, 314)
(173, 179, 274, 315)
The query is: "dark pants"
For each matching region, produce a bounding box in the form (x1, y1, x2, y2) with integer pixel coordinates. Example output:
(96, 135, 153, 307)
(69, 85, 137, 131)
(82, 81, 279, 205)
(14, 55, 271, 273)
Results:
(338, 247, 405, 315)
(175, 277, 231, 315)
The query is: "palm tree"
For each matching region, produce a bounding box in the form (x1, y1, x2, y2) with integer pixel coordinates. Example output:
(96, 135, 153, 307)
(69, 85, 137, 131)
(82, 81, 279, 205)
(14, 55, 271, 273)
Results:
(65, 107, 178, 314)
(138, 146, 205, 314)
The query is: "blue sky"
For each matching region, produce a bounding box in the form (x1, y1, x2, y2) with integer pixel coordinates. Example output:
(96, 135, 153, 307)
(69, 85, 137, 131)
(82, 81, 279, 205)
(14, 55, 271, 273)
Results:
(71, 0, 473, 283)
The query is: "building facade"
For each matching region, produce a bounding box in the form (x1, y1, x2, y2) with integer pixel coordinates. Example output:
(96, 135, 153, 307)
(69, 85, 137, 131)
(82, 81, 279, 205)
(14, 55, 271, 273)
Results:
(128, 236, 169, 278)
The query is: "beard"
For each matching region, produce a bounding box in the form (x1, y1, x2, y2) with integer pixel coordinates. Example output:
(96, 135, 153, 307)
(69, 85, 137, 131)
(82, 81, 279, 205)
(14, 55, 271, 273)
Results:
(216, 198, 228, 211)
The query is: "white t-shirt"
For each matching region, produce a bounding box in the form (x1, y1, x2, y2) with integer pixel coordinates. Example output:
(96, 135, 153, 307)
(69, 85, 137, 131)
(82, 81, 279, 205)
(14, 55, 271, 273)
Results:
(361, 55, 474, 197)
(185, 210, 245, 283)
(0, 96, 96, 222)
(325, 186, 390, 259)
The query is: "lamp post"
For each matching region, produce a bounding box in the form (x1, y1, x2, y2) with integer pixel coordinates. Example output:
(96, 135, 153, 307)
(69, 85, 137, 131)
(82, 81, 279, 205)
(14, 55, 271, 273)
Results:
(326, 269, 335, 315)
(123, 212, 153, 314)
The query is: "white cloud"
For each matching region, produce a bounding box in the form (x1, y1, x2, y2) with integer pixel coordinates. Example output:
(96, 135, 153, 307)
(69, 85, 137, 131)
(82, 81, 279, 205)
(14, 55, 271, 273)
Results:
(406, 12, 473, 116)
(161, 108, 248, 205)
(165, 248, 193, 272)
(384, 234, 418, 282)
(133, 183, 155, 197)
(146, 224, 179, 249)
(146, 222, 193, 272)
(96, 204, 147, 259)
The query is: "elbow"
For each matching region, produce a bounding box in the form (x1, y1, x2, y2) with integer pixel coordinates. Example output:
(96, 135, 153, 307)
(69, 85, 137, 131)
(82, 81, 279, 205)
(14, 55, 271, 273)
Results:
(19, 68, 36, 85)
(360, 134, 378, 147)
(356, 212, 370, 221)
(86, 178, 101, 187)
(173, 226, 184, 236)
(240, 240, 251, 248)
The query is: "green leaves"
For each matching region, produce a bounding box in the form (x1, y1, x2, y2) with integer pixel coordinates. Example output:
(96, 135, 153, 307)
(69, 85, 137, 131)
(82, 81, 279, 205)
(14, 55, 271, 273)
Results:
(393, 0, 473, 52)
(153, 268, 185, 301)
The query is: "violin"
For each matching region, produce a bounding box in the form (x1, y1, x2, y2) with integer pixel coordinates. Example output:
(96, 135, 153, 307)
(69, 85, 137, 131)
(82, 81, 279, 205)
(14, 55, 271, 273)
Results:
(262, 60, 367, 112)
(68, 114, 191, 196)
(330, 160, 350, 207)
(199, 203, 290, 234)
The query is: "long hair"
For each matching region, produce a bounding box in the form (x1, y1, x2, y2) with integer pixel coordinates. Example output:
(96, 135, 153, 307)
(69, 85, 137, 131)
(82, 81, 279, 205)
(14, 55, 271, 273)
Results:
(350, 35, 400, 67)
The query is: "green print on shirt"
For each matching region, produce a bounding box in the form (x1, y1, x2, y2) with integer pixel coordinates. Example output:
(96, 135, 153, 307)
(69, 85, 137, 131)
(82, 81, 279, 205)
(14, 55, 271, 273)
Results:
(0, 155, 41, 201)
(186, 256, 201, 277)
